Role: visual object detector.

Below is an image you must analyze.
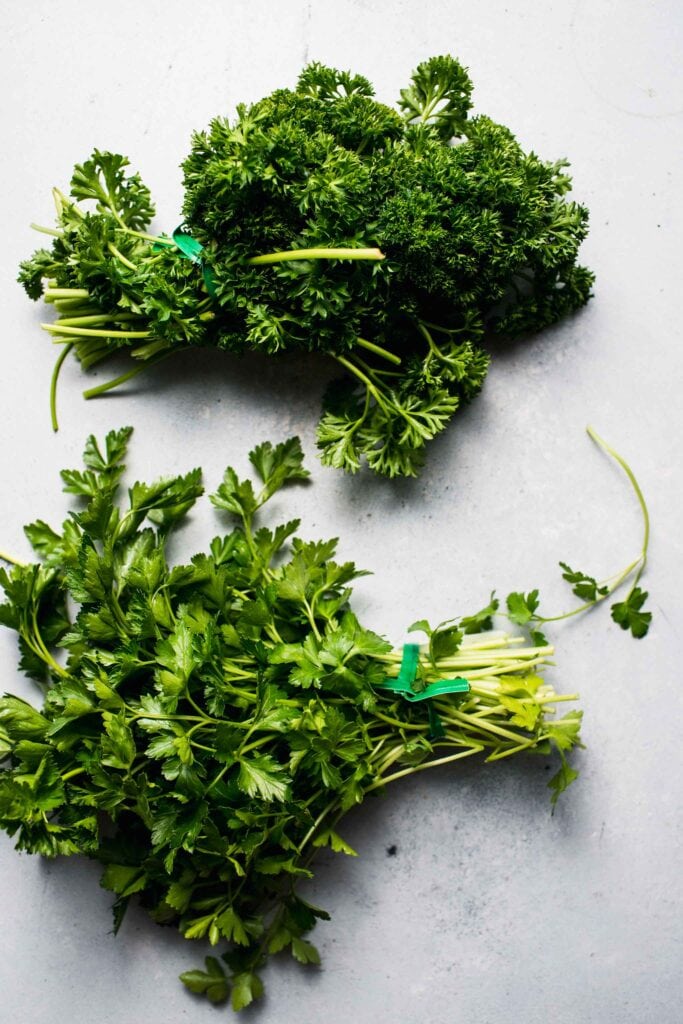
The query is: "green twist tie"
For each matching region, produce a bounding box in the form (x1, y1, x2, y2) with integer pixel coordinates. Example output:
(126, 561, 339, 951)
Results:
(157, 226, 218, 298)
(377, 643, 470, 739)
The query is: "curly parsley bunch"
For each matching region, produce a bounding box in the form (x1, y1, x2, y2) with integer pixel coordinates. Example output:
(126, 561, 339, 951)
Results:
(20, 57, 593, 476)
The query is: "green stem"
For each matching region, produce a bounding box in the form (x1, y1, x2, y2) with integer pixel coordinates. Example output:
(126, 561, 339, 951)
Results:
(52, 314, 135, 327)
(536, 427, 650, 624)
(370, 710, 426, 732)
(0, 550, 26, 567)
(302, 598, 322, 642)
(30, 222, 63, 238)
(49, 341, 74, 432)
(247, 247, 385, 265)
(297, 796, 340, 854)
(82, 351, 173, 400)
(419, 319, 468, 336)
(128, 229, 174, 245)
(30, 607, 67, 678)
(587, 425, 650, 588)
(107, 242, 138, 271)
(355, 336, 401, 366)
(365, 745, 484, 792)
(41, 323, 150, 339)
(334, 354, 390, 413)
(44, 288, 91, 301)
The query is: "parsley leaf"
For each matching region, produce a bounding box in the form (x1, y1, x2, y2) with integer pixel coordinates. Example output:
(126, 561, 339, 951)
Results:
(611, 586, 652, 639)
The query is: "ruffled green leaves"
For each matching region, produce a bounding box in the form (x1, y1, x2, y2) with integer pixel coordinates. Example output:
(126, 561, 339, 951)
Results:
(21, 56, 592, 474)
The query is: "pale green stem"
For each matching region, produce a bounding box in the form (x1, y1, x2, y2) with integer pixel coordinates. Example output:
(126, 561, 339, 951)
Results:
(41, 323, 150, 339)
(30, 223, 63, 237)
(355, 336, 402, 366)
(0, 550, 26, 567)
(365, 745, 484, 792)
(50, 341, 74, 432)
(587, 425, 650, 587)
(334, 354, 391, 413)
(52, 314, 134, 327)
(44, 288, 91, 300)
(82, 351, 172, 399)
(247, 247, 385, 265)
(107, 242, 138, 271)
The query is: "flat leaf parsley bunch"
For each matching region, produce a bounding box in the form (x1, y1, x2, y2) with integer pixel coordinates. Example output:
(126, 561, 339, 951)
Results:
(0, 427, 650, 1010)
(21, 56, 592, 475)
(0, 428, 588, 1011)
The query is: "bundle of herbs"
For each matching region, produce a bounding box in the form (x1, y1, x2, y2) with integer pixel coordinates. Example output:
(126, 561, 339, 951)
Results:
(0, 428, 649, 1011)
(20, 56, 593, 476)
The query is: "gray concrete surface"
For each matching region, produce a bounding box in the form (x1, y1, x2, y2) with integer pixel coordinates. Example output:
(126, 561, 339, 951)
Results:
(0, 2, 681, 1022)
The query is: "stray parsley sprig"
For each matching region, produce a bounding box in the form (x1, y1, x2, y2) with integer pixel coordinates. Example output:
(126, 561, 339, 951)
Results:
(505, 426, 652, 639)
(1, 429, 582, 1011)
(20, 55, 592, 475)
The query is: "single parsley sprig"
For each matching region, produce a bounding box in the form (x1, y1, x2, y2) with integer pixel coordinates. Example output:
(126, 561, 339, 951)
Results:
(505, 426, 652, 639)
(20, 55, 592, 475)
(0, 428, 582, 1011)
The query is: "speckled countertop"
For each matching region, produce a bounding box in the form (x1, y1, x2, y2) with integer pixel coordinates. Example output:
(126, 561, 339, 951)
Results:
(1, 3, 681, 1022)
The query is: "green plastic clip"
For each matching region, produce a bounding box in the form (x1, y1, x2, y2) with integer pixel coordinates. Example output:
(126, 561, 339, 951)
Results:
(376, 643, 469, 739)
(167, 226, 218, 298)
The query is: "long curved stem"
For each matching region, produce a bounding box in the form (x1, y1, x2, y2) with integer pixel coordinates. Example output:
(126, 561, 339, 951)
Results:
(587, 425, 650, 587)
(536, 427, 651, 625)
(50, 342, 74, 432)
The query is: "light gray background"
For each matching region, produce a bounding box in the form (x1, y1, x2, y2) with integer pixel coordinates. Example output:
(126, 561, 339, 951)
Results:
(1, 2, 681, 1022)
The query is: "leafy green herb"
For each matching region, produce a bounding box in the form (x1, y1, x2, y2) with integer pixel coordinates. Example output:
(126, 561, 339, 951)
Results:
(20, 56, 592, 475)
(0, 428, 582, 1010)
(611, 586, 651, 639)
(503, 427, 652, 639)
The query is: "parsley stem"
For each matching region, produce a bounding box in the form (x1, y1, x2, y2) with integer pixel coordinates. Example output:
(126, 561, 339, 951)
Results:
(302, 598, 322, 642)
(419, 319, 470, 336)
(29, 222, 63, 237)
(371, 709, 425, 731)
(53, 314, 135, 327)
(206, 763, 230, 793)
(297, 796, 340, 853)
(50, 341, 74, 431)
(128, 230, 174, 245)
(333, 355, 390, 412)
(0, 550, 26, 567)
(537, 429, 650, 623)
(355, 337, 402, 366)
(366, 745, 483, 792)
(30, 606, 67, 678)
(587, 425, 650, 588)
(247, 247, 385, 265)
(43, 288, 91, 300)
(107, 242, 137, 271)
(82, 352, 172, 399)
(445, 709, 528, 744)
(41, 323, 150, 339)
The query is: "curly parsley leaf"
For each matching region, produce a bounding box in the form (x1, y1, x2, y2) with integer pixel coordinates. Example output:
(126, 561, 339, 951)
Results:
(22, 56, 592, 474)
